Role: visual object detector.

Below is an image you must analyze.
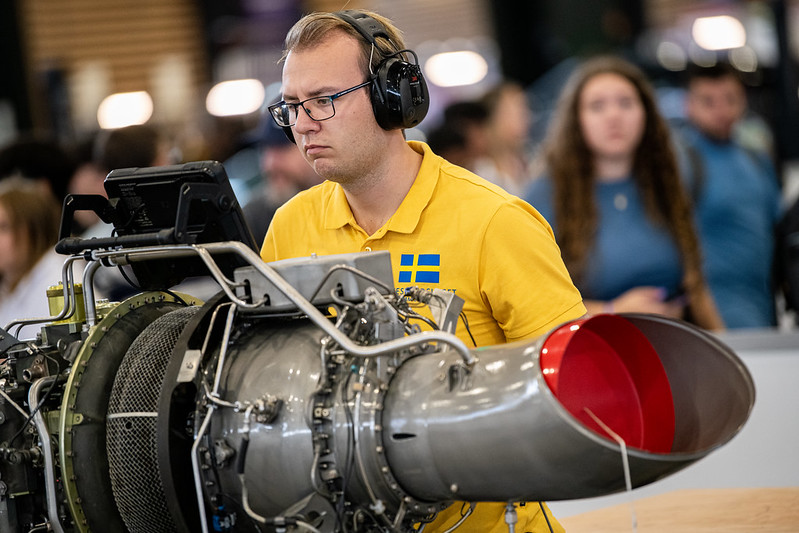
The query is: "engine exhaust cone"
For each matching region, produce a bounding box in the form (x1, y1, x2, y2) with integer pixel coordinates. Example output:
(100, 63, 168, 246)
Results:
(383, 313, 754, 503)
(539, 314, 675, 453)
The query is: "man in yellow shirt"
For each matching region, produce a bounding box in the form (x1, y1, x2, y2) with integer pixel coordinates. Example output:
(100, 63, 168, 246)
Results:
(262, 8, 585, 532)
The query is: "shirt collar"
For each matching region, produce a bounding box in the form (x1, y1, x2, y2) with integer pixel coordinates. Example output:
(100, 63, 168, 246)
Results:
(322, 141, 441, 235)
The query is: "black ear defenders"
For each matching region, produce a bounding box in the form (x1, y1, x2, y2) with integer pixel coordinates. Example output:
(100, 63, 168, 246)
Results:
(335, 10, 430, 131)
(279, 10, 430, 143)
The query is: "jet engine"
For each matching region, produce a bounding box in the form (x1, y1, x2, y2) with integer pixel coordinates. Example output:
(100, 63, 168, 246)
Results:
(0, 162, 754, 533)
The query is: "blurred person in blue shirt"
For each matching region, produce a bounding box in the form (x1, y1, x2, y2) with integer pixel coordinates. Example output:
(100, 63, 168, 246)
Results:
(526, 56, 723, 330)
(679, 63, 782, 329)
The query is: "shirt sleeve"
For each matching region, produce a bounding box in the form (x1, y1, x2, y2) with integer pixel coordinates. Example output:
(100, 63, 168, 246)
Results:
(477, 200, 585, 342)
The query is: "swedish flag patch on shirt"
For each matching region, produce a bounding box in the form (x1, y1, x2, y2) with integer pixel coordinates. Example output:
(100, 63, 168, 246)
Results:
(398, 253, 440, 284)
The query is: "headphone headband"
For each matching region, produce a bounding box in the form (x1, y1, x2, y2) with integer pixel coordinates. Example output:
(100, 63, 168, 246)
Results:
(334, 10, 392, 49)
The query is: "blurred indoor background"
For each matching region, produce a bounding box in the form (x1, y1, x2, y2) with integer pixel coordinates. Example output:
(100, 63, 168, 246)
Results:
(1, 0, 798, 192)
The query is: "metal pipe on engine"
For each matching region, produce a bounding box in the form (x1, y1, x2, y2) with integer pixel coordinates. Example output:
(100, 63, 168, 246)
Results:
(211, 303, 237, 397)
(81, 259, 102, 327)
(214, 242, 477, 367)
(4, 255, 82, 335)
(90, 241, 478, 366)
(191, 407, 215, 533)
(28, 376, 65, 533)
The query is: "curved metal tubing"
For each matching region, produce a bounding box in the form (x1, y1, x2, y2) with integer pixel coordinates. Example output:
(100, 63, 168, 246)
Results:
(29, 376, 65, 533)
(88, 242, 476, 366)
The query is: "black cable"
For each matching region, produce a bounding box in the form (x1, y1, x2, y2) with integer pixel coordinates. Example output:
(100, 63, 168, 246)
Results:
(102, 225, 143, 293)
(537, 501, 555, 533)
(163, 288, 189, 306)
(458, 311, 477, 347)
(117, 264, 141, 291)
(397, 309, 439, 331)
(402, 289, 478, 348)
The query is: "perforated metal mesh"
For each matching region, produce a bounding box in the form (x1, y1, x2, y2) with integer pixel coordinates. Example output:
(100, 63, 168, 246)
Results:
(107, 306, 200, 533)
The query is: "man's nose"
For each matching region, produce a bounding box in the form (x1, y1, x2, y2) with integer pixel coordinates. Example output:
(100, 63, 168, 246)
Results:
(293, 106, 319, 134)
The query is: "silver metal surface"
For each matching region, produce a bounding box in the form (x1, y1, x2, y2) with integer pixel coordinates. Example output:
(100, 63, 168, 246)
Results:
(198, 311, 754, 526)
(382, 314, 755, 502)
(207, 320, 327, 517)
(233, 251, 395, 312)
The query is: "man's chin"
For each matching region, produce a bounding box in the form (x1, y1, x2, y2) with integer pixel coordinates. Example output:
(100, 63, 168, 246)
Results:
(313, 165, 344, 184)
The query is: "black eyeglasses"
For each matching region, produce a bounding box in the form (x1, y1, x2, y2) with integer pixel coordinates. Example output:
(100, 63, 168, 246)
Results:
(268, 80, 372, 128)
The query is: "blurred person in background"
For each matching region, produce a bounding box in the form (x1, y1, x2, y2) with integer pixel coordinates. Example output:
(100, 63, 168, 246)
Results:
(526, 55, 723, 330)
(68, 124, 173, 239)
(94, 123, 173, 174)
(431, 100, 491, 172)
(474, 81, 534, 196)
(678, 63, 782, 329)
(70, 124, 183, 301)
(425, 123, 471, 170)
(0, 135, 75, 203)
(0, 178, 66, 339)
(66, 133, 106, 235)
(242, 117, 322, 245)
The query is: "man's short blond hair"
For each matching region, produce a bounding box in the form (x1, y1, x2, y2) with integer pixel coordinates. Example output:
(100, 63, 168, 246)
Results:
(281, 10, 406, 79)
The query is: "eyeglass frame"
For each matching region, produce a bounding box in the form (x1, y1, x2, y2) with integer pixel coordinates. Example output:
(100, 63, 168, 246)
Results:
(267, 79, 373, 128)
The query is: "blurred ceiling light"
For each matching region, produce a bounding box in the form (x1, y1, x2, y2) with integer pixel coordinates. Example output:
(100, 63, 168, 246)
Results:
(206, 79, 265, 117)
(656, 41, 688, 71)
(692, 15, 747, 50)
(688, 41, 718, 67)
(730, 45, 758, 72)
(97, 91, 153, 129)
(424, 50, 488, 87)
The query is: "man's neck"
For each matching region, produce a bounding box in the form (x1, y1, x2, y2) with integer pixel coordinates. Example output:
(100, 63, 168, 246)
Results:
(343, 138, 423, 235)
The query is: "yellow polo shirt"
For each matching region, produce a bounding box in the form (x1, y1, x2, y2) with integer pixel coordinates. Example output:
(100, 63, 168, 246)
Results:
(261, 141, 584, 348)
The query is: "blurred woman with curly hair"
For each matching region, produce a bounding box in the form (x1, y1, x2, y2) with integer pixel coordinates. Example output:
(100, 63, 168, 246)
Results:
(525, 56, 723, 329)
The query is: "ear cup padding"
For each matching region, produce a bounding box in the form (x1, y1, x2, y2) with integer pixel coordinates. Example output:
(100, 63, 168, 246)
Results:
(371, 58, 430, 130)
(334, 10, 429, 131)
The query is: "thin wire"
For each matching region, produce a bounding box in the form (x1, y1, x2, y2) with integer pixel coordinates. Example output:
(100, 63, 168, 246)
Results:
(397, 309, 439, 331)
(585, 408, 638, 533)
(163, 288, 189, 306)
(440, 503, 474, 533)
(458, 312, 477, 347)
